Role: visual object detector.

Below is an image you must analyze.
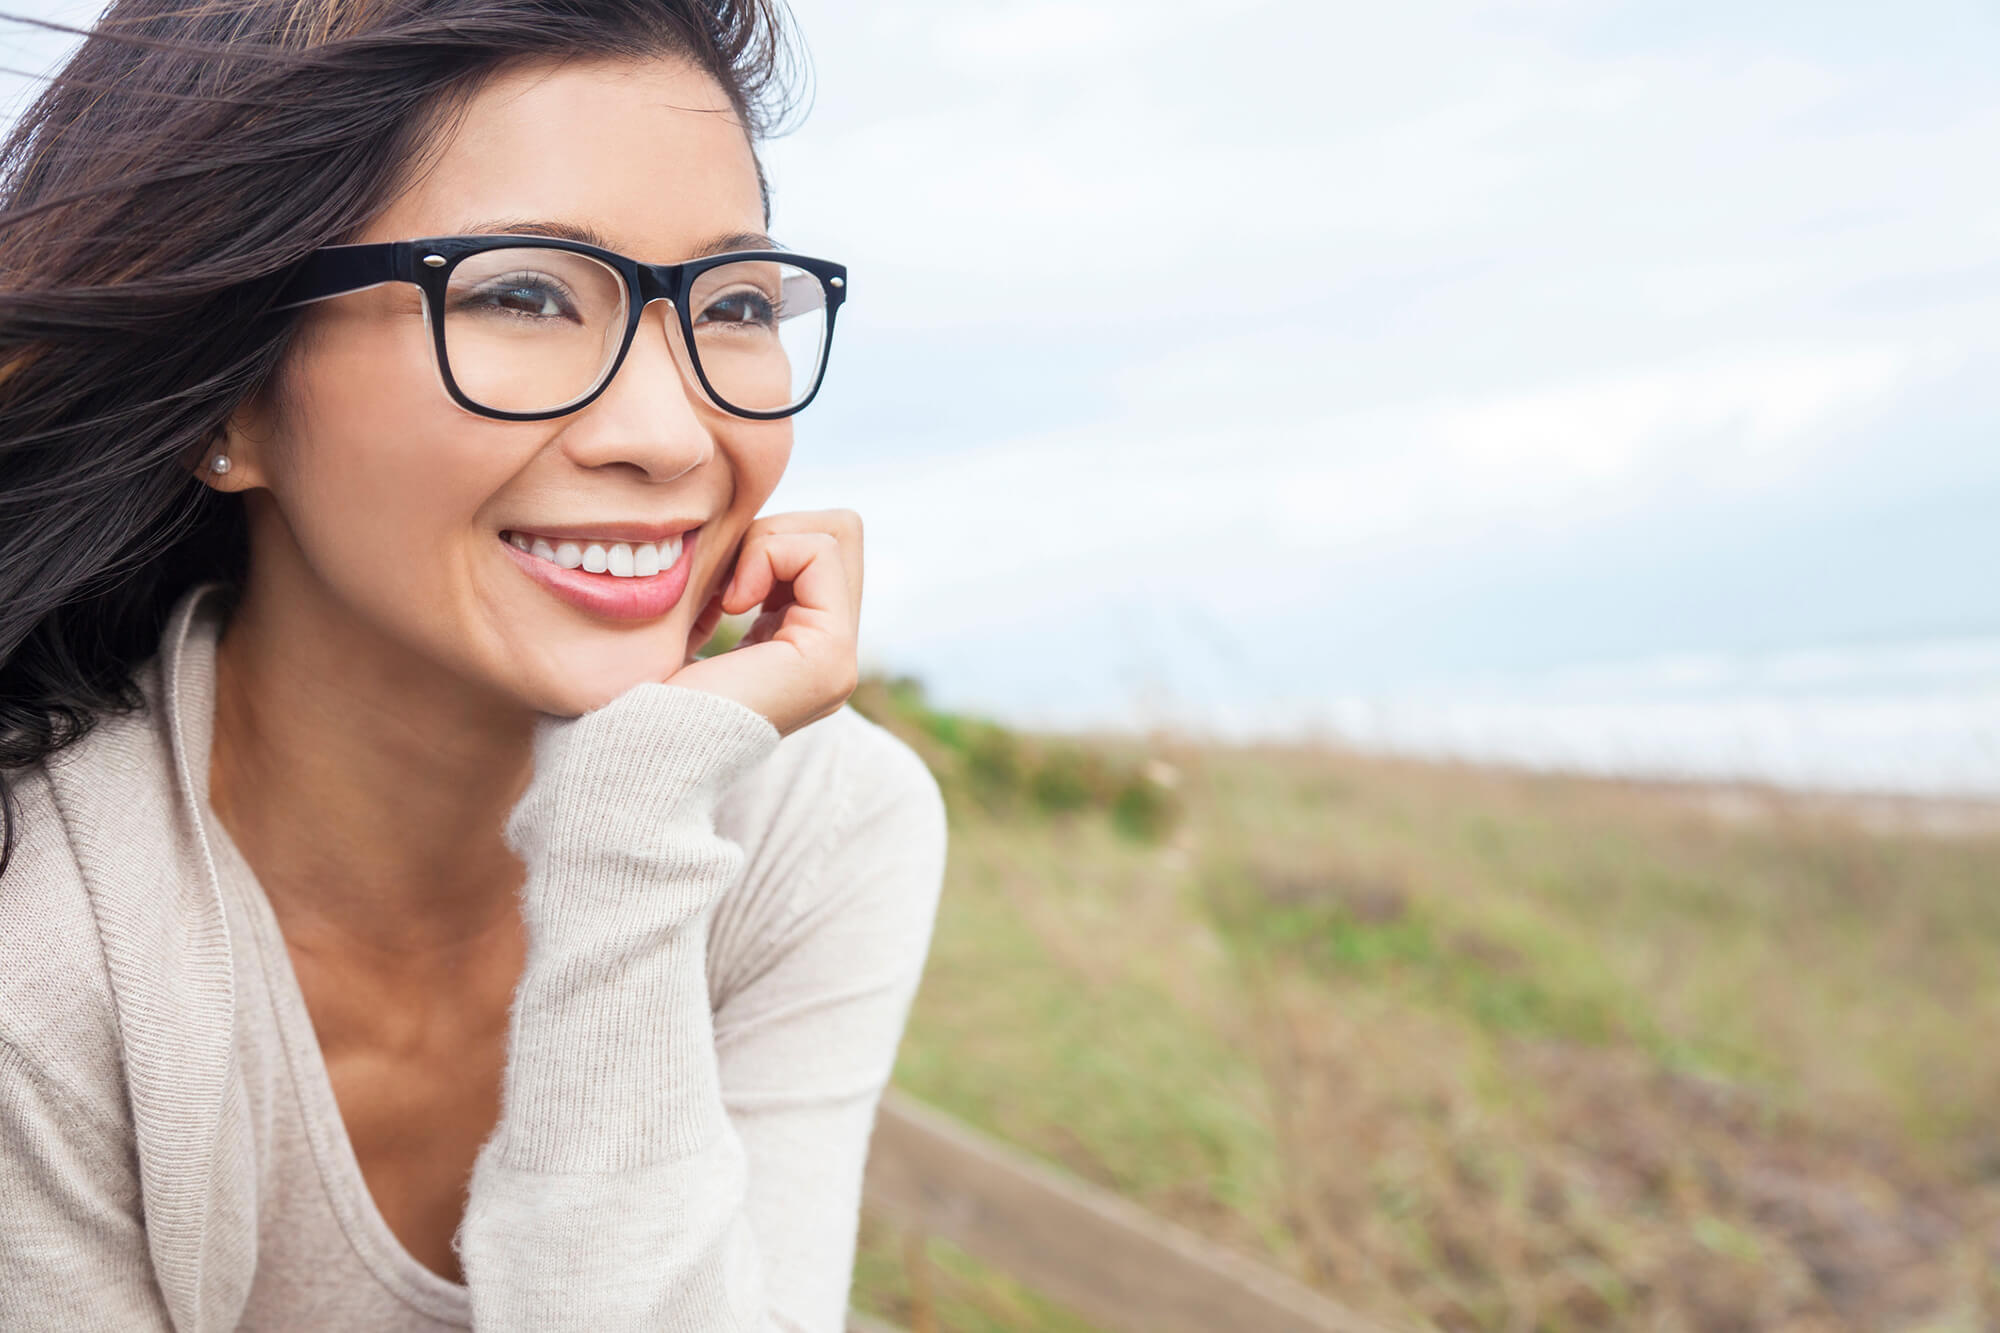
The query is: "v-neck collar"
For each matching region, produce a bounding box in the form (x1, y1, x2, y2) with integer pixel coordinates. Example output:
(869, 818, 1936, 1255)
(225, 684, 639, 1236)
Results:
(202, 808, 474, 1323)
(166, 579, 472, 1321)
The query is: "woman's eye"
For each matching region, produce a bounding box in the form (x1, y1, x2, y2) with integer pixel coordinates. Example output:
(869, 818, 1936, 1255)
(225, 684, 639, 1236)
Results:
(698, 289, 777, 328)
(459, 274, 579, 321)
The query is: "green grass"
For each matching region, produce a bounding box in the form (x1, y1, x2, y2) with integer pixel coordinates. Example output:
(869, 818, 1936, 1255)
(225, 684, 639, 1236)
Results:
(889, 818, 1292, 1253)
(844, 676, 2000, 1332)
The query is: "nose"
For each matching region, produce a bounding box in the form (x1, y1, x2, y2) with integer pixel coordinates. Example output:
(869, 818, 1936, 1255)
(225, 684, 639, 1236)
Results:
(555, 298, 714, 482)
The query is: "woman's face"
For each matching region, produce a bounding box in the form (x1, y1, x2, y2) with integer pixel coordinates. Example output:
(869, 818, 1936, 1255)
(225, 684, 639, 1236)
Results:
(236, 54, 788, 717)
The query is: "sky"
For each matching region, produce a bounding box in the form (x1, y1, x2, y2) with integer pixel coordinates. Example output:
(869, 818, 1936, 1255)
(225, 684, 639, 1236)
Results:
(5, 1, 1998, 769)
(750, 0, 2000, 737)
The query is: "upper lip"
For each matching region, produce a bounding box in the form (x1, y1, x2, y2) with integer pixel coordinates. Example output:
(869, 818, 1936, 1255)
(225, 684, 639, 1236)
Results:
(502, 520, 704, 544)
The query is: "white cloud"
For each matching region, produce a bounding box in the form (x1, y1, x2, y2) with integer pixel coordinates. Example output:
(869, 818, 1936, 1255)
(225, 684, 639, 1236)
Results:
(776, 336, 1938, 661)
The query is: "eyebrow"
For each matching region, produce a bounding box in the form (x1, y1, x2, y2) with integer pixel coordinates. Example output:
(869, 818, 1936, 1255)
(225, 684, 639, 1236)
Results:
(461, 218, 779, 259)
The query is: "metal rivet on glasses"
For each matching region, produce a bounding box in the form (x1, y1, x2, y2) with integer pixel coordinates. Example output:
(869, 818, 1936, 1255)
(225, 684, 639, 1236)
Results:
(829, 277, 844, 288)
(422, 254, 446, 268)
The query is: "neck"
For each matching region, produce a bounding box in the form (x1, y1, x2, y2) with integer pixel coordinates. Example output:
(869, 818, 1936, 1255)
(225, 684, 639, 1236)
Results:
(209, 542, 538, 965)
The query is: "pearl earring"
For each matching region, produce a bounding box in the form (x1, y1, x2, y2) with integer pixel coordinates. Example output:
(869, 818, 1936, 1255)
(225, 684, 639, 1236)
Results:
(209, 455, 231, 475)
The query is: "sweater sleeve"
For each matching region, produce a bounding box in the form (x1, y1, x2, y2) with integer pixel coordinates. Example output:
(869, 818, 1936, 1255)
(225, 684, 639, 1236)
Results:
(714, 715, 949, 1330)
(0, 1039, 174, 1328)
(456, 680, 939, 1332)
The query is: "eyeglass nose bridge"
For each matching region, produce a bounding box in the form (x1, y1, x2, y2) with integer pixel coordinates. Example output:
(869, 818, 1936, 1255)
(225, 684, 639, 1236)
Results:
(631, 262, 684, 310)
(612, 264, 727, 411)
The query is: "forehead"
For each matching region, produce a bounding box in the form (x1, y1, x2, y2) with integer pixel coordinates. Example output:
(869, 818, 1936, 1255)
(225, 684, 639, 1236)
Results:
(362, 55, 766, 262)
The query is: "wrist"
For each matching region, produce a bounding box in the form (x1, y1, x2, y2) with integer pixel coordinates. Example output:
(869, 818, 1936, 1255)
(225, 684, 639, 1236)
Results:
(504, 681, 781, 880)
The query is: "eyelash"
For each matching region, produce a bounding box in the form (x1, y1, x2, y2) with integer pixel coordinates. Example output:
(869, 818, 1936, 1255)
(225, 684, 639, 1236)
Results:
(456, 271, 582, 318)
(698, 289, 779, 326)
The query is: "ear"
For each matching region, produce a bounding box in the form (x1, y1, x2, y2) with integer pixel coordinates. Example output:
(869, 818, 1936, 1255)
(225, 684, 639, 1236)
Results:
(186, 389, 276, 493)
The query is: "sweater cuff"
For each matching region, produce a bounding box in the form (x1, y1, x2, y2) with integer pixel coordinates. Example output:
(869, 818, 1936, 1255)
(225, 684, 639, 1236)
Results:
(489, 683, 781, 1172)
(503, 682, 781, 884)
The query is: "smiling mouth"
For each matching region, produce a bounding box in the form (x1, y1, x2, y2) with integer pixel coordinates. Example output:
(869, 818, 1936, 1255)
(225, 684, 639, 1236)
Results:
(500, 529, 690, 579)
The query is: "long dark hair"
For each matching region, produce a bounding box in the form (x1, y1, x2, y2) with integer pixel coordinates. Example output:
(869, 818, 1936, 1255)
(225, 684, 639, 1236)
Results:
(0, 0, 803, 875)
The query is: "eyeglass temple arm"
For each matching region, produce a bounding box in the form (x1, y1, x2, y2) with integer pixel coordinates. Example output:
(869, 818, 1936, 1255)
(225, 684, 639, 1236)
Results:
(273, 243, 401, 309)
(781, 271, 830, 314)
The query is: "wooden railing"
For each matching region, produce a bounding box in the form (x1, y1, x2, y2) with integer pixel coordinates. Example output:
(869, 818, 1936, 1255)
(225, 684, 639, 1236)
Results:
(850, 1090, 1397, 1333)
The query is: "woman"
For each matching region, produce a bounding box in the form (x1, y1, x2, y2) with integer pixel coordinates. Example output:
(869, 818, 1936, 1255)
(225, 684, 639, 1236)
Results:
(0, 1, 947, 1329)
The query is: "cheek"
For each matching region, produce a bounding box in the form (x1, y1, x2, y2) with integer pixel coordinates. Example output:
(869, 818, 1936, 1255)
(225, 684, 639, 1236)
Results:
(694, 423, 792, 599)
(269, 325, 517, 620)
(721, 423, 793, 517)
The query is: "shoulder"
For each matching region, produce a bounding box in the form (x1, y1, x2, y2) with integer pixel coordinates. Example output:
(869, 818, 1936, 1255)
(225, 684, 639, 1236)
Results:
(812, 701, 948, 838)
(708, 704, 948, 1002)
(720, 701, 946, 860)
(0, 762, 130, 1131)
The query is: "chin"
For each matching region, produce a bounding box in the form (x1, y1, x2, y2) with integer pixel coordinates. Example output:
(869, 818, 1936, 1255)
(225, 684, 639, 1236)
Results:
(516, 642, 686, 718)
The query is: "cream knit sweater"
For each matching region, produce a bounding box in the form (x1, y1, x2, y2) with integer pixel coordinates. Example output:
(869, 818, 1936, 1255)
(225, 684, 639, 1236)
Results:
(0, 580, 948, 1331)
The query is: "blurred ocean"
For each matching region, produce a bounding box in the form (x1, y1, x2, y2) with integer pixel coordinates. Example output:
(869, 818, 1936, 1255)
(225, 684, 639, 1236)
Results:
(902, 626, 2000, 802)
(1175, 635, 2000, 800)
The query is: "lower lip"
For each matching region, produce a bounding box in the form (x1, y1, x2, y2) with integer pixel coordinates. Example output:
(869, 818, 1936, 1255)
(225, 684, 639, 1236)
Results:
(499, 529, 699, 621)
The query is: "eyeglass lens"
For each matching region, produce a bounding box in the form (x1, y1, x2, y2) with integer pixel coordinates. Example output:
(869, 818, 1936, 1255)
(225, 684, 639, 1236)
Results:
(440, 247, 830, 417)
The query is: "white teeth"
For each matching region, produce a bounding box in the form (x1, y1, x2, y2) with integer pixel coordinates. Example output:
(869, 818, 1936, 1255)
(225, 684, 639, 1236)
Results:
(507, 530, 687, 576)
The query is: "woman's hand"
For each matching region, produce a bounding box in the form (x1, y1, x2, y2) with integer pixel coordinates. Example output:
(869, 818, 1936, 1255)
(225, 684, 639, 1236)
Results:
(664, 509, 863, 739)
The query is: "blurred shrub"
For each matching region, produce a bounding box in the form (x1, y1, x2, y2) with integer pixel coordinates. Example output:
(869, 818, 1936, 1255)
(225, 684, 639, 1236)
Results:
(1110, 775, 1178, 842)
(847, 671, 1182, 841)
(963, 724, 1026, 815)
(1029, 744, 1105, 814)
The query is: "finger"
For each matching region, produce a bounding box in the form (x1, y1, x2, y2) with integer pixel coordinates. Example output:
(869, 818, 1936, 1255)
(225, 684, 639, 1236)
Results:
(737, 604, 788, 649)
(721, 531, 840, 618)
(735, 582, 793, 648)
(720, 531, 854, 642)
(741, 513, 859, 617)
(737, 509, 863, 618)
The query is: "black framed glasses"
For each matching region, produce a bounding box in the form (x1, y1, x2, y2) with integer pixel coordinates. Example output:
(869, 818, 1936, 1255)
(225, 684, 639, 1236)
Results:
(277, 235, 848, 422)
